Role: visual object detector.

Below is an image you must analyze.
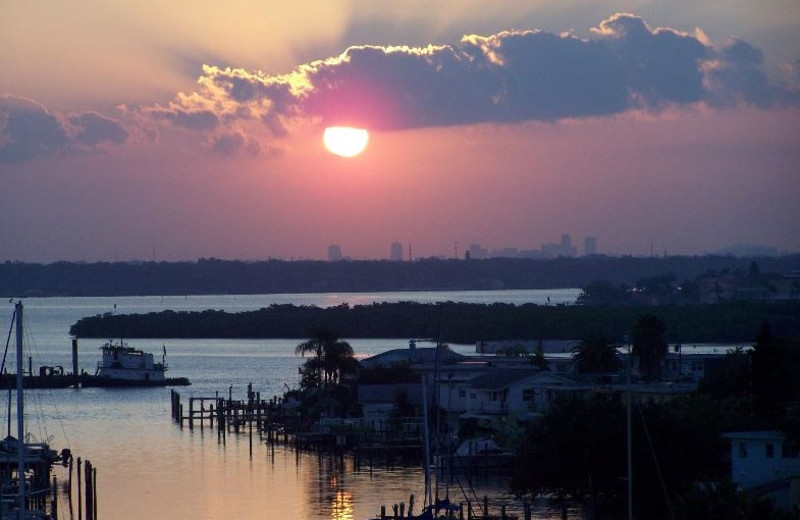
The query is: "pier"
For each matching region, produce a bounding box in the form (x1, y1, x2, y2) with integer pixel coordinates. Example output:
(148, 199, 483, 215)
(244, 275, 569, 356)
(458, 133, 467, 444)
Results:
(170, 385, 292, 444)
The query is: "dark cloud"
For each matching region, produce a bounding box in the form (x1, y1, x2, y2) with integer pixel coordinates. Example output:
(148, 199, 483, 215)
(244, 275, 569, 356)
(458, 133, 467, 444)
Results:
(0, 96, 129, 163)
(168, 13, 793, 133)
(591, 14, 709, 105)
(706, 39, 778, 108)
(0, 96, 69, 163)
(211, 131, 260, 157)
(149, 107, 220, 131)
(68, 112, 129, 146)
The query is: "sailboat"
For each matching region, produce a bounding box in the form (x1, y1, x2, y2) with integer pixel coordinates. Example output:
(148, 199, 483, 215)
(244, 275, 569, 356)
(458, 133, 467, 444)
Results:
(0, 302, 71, 519)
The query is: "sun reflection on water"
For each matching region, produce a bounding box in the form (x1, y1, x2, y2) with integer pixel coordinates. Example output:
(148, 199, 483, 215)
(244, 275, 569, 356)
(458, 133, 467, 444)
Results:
(330, 489, 354, 520)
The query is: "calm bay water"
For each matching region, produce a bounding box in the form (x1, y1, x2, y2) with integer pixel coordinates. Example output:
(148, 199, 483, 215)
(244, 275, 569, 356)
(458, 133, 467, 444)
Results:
(5, 289, 580, 520)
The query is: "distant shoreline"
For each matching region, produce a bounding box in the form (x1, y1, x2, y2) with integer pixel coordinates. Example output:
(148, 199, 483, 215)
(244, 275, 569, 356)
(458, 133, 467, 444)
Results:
(4, 254, 799, 297)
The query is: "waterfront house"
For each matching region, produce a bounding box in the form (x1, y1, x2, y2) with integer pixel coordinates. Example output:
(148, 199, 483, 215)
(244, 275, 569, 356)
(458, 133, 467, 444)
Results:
(723, 430, 800, 511)
(443, 368, 592, 420)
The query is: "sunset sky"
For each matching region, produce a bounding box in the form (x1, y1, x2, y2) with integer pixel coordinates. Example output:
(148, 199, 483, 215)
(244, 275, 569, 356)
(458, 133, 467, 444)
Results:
(2, 1, 798, 262)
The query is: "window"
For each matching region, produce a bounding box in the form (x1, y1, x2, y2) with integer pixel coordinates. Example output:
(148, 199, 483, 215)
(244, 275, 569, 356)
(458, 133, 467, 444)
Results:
(739, 442, 747, 458)
(765, 443, 774, 458)
(782, 443, 800, 458)
(522, 388, 534, 402)
(458, 389, 466, 398)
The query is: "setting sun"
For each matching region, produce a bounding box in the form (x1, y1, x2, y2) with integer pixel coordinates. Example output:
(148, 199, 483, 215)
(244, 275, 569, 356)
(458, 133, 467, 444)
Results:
(323, 127, 369, 157)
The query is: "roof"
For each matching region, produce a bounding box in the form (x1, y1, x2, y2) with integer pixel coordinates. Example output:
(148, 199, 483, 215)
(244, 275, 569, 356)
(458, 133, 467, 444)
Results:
(468, 368, 575, 390)
(361, 347, 467, 368)
(722, 430, 786, 441)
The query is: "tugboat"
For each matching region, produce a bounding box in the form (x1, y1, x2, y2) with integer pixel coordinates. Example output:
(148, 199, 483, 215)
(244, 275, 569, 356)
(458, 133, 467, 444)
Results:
(90, 342, 190, 387)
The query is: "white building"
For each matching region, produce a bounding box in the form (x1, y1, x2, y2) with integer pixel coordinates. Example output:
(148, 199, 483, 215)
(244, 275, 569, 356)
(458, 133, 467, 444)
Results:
(328, 244, 342, 262)
(723, 431, 800, 510)
(440, 368, 591, 419)
(390, 242, 404, 261)
(584, 236, 597, 256)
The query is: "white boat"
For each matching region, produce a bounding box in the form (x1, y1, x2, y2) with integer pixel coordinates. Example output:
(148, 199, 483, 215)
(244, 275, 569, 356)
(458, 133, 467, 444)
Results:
(94, 342, 167, 383)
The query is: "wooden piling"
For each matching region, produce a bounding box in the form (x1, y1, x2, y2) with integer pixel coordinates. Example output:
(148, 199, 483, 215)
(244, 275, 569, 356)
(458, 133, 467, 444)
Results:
(85, 459, 94, 520)
(52, 476, 57, 518)
(93, 465, 98, 520)
(77, 457, 83, 520)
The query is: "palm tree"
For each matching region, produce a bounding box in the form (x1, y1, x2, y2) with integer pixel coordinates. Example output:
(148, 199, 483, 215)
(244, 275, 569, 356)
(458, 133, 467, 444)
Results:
(295, 327, 357, 389)
(571, 333, 621, 373)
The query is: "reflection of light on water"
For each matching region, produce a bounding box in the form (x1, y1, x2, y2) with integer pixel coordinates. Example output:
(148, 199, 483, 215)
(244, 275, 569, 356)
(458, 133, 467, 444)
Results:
(330, 490, 354, 520)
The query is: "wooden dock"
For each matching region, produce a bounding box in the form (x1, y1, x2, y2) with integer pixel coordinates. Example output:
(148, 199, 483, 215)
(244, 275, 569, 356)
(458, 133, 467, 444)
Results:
(170, 385, 295, 448)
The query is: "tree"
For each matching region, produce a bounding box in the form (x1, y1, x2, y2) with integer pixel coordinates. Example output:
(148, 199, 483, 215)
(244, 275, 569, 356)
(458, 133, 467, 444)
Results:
(632, 314, 667, 381)
(571, 333, 621, 374)
(750, 321, 800, 422)
(635, 273, 678, 304)
(531, 343, 549, 370)
(673, 480, 792, 520)
(577, 280, 630, 305)
(511, 396, 626, 516)
(295, 327, 358, 390)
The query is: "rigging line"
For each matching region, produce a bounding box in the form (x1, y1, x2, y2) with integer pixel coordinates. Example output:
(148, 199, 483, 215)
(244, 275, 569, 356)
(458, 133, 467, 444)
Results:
(23, 325, 47, 438)
(22, 316, 71, 450)
(448, 463, 483, 516)
(2, 309, 15, 437)
(1, 307, 16, 374)
(636, 403, 674, 520)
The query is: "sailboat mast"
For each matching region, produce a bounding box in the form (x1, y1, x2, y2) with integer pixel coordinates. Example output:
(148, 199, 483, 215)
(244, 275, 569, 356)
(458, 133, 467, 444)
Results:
(421, 376, 432, 510)
(15, 301, 26, 518)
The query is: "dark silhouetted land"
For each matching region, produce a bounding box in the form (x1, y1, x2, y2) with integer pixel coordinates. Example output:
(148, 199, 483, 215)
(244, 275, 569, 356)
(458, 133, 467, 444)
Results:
(3, 255, 799, 297)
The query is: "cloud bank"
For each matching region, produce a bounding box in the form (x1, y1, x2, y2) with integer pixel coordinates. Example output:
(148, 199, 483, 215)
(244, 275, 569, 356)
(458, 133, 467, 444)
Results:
(2, 14, 797, 162)
(0, 96, 128, 163)
(152, 13, 795, 135)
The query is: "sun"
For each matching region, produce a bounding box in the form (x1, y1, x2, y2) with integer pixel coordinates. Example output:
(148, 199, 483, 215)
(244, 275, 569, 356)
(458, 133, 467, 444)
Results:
(323, 126, 369, 157)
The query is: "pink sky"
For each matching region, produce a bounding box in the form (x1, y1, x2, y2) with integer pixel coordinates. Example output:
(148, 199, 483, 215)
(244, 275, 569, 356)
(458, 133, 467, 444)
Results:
(1, 5, 799, 261)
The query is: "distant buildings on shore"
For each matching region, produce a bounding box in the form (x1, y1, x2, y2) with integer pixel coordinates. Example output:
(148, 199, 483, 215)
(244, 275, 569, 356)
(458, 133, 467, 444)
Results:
(324, 237, 795, 262)
(327, 244, 343, 262)
(328, 234, 597, 261)
(467, 233, 597, 260)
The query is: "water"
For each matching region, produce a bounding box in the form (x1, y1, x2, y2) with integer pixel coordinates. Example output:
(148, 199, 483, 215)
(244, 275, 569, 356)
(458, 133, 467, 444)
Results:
(3, 289, 580, 520)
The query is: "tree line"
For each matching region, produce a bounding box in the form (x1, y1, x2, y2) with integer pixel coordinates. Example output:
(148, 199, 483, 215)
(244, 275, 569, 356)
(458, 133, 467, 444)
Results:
(4, 254, 799, 297)
(69, 300, 800, 344)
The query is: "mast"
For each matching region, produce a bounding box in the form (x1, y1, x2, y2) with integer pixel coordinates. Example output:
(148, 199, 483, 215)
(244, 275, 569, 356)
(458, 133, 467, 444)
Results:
(15, 301, 26, 519)
(421, 376, 432, 510)
(626, 334, 633, 520)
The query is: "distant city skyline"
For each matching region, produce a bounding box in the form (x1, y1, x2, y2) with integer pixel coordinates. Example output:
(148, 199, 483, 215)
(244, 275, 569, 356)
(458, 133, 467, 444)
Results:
(313, 236, 796, 263)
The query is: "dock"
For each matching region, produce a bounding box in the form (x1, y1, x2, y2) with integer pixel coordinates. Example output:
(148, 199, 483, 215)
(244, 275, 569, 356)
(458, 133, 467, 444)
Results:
(170, 385, 292, 443)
